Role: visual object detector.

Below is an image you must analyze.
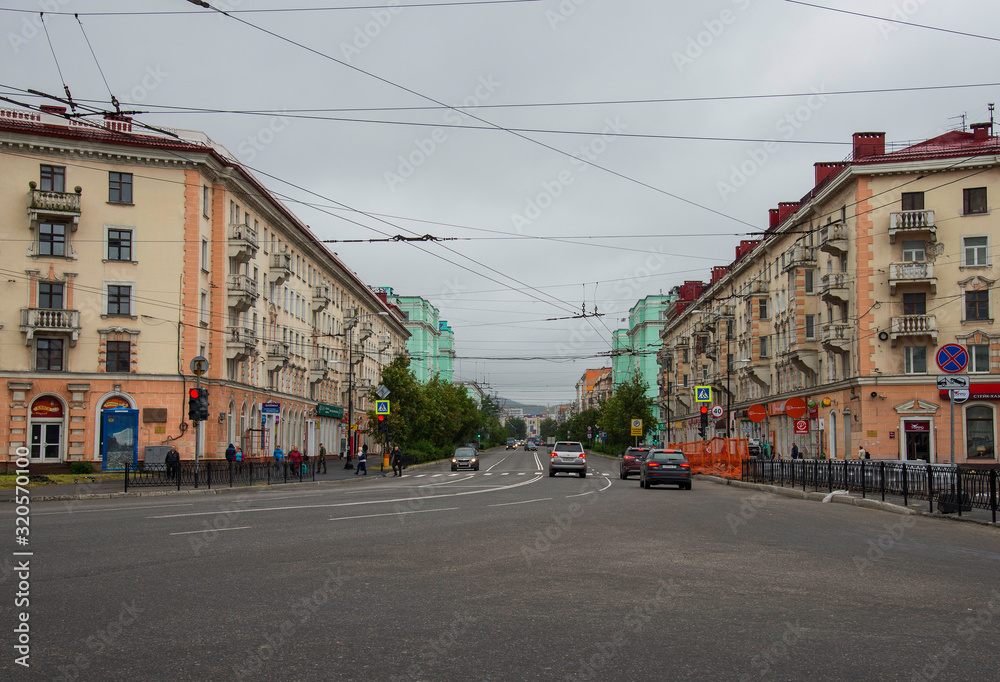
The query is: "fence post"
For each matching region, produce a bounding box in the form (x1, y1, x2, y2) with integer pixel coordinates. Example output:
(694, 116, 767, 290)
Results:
(880, 461, 885, 502)
(860, 458, 866, 499)
(828, 459, 833, 494)
(267, 459, 271, 485)
(178, 462, 182, 491)
(990, 469, 997, 524)
(791, 459, 795, 489)
(926, 463, 933, 513)
(902, 464, 908, 507)
(956, 466, 963, 518)
(124, 462, 129, 493)
(843, 458, 849, 492)
(207, 462, 212, 490)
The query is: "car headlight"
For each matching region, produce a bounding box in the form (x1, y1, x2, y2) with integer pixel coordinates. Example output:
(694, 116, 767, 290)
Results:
(471, 458, 477, 462)
(452, 458, 457, 463)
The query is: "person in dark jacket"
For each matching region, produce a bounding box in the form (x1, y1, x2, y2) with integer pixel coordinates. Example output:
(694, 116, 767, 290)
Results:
(355, 444, 368, 476)
(165, 446, 180, 479)
(790, 443, 799, 460)
(391, 446, 403, 476)
(225, 443, 236, 468)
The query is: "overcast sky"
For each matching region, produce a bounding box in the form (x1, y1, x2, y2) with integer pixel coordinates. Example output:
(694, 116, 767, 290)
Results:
(4, 0, 999, 406)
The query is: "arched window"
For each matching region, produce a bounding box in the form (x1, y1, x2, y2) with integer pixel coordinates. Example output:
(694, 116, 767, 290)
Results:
(966, 405, 995, 459)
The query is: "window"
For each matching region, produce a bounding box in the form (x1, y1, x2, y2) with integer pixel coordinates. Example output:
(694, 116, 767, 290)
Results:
(901, 192, 924, 211)
(200, 291, 209, 324)
(681, 374, 688, 388)
(805, 314, 816, 340)
(107, 285, 132, 316)
(969, 344, 990, 373)
(38, 222, 66, 257)
(903, 293, 926, 316)
(36, 338, 64, 371)
(804, 269, 815, 294)
(966, 406, 995, 458)
(203, 186, 210, 218)
(39, 165, 65, 192)
(966, 291, 990, 321)
(107, 228, 133, 261)
(963, 187, 987, 215)
(905, 346, 927, 374)
(759, 298, 768, 320)
(759, 336, 770, 358)
(201, 239, 209, 271)
(38, 282, 64, 309)
(681, 348, 688, 364)
(963, 236, 988, 267)
(106, 340, 131, 373)
(901, 240, 925, 262)
(108, 172, 133, 204)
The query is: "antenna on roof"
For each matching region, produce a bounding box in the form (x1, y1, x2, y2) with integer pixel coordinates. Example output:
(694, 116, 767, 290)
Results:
(948, 112, 967, 131)
(989, 103, 995, 132)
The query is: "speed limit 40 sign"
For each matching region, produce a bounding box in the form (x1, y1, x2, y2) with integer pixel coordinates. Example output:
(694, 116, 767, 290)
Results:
(711, 405, 724, 418)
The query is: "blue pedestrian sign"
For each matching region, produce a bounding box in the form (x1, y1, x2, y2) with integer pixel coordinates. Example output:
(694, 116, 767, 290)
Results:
(695, 386, 711, 402)
(375, 400, 390, 415)
(936, 344, 968, 374)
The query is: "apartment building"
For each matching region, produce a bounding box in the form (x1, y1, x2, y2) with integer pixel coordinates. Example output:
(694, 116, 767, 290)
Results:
(575, 367, 612, 412)
(1, 107, 407, 470)
(660, 126, 998, 464)
(386, 291, 455, 383)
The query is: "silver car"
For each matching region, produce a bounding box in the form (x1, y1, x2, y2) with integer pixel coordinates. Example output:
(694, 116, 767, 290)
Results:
(451, 447, 479, 471)
(548, 441, 587, 477)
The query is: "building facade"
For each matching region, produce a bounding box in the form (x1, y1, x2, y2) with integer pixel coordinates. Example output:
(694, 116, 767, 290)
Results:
(388, 292, 455, 383)
(1, 107, 408, 469)
(659, 127, 999, 464)
(575, 367, 612, 412)
(613, 294, 675, 442)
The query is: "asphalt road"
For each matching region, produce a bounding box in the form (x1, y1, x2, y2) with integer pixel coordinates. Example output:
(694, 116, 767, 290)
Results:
(2, 446, 999, 681)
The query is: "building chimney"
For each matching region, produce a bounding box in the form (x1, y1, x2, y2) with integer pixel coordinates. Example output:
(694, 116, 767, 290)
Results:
(853, 132, 886, 159)
(777, 202, 800, 226)
(971, 122, 991, 142)
(39, 105, 66, 116)
(768, 208, 779, 229)
(814, 161, 848, 186)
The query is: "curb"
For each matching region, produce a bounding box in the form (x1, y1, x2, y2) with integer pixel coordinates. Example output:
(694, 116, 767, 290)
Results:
(697, 474, 1000, 529)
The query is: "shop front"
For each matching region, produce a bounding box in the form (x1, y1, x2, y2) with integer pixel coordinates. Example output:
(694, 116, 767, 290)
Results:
(29, 395, 66, 463)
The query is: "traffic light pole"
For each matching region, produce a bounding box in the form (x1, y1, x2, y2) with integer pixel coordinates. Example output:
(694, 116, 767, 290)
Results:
(194, 372, 201, 475)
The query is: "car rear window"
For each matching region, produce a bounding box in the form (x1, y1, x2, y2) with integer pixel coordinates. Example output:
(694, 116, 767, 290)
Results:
(554, 442, 583, 452)
(650, 451, 685, 462)
(625, 449, 649, 457)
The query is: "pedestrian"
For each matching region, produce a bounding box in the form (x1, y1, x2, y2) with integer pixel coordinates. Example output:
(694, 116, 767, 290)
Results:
(858, 444, 870, 460)
(355, 444, 368, 476)
(790, 443, 799, 460)
(318, 443, 327, 474)
(288, 446, 302, 474)
(234, 445, 243, 471)
(225, 443, 236, 469)
(391, 445, 403, 476)
(165, 446, 180, 480)
(273, 445, 284, 473)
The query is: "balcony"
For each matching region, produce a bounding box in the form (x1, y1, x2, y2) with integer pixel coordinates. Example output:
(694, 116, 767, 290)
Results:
(746, 279, 769, 296)
(820, 272, 850, 304)
(226, 326, 257, 361)
(888, 210, 936, 243)
(740, 359, 771, 389)
(28, 185, 82, 230)
(312, 285, 331, 312)
(890, 315, 937, 346)
(703, 342, 718, 360)
(783, 245, 817, 272)
(888, 261, 936, 294)
(269, 252, 292, 286)
(673, 336, 689, 348)
(227, 223, 259, 264)
(226, 273, 259, 312)
(20, 308, 82, 346)
(821, 322, 852, 353)
(267, 342, 289, 371)
(818, 222, 848, 255)
(782, 346, 820, 374)
(310, 358, 334, 383)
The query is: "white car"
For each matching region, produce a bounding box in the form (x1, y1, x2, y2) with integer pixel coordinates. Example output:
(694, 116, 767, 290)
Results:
(549, 441, 586, 477)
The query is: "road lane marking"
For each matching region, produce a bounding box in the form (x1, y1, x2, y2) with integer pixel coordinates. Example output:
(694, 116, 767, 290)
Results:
(415, 474, 427, 478)
(517, 472, 525, 476)
(169, 526, 251, 536)
(329, 507, 458, 522)
(487, 456, 507, 472)
(488, 498, 552, 507)
(566, 491, 595, 497)
(431, 474, 443, 478)
(35, 502, 195, 516)
(533, 452, 542, 470)
(483, 473, 493, 476)
(500, 473, 509, 476)
(147, 475, 544, 519)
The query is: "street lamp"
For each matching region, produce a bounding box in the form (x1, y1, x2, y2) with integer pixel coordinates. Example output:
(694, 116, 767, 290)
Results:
(692, 310, 734, 439)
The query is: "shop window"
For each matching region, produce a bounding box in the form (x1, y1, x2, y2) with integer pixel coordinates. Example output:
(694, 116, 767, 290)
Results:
(966, 406, 995, 459)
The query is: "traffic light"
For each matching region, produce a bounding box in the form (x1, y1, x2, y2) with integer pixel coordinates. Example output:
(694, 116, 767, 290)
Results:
(698, 405, 709, 439)
(377, 414, 388, 434)
(188, 388, 210, 422)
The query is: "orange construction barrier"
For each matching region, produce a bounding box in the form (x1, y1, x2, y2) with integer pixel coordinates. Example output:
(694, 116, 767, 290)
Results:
(671, 437, 747, 478)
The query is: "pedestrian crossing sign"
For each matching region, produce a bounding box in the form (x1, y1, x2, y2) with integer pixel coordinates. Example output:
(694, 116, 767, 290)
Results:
(375, 400, 390, 415)
(695, 386, 711, 402)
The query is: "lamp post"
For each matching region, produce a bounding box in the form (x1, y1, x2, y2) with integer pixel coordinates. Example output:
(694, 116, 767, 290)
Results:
(343, 310, 389, 461)
(693, 310, 734, 439)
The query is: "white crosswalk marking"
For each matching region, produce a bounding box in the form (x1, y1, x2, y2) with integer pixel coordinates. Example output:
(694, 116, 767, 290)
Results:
(415, 474, 426, 478)
(484, 472, 493, 476)
(449, 473, 460, 477)
(431, 474, 443, 477)
(501, 472, 509, 476)
(517, 472, 525, 476)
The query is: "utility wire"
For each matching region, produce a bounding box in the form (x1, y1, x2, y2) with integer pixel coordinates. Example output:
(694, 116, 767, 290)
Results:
(785, 1, 1000, 43)
(74, 13, 119, 113)
(0, 1, 542, 16)
(39, 13, 75, 112)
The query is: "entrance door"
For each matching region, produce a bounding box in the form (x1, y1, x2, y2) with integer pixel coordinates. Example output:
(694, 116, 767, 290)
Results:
(30, 423, 62, 460)
(906, 431, 930, 461)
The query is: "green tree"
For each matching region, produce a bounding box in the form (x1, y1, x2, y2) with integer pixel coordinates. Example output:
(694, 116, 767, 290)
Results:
(563, 408, 600, 443)
(505, 417, 527, 440)
(598, 371, 656, 450)
(538, 417, 558, 441)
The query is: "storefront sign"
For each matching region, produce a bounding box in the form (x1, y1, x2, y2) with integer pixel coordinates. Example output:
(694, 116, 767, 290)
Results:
(261, 401, 280, 415)
(793, 419, 809, 434)
(785, 397, 808, 419)
(102, 396, 130, 410)
(938, 383, 1000, 401)
(31, 396, 64, 418)
(747, 404, 767, 422)
(903, 420, 930, 432)
(317, 403, 344, 419)
(767, 400, 787, 417)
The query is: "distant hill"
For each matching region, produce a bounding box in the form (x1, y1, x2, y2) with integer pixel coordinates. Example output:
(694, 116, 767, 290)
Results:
(502, 400, 552, 416)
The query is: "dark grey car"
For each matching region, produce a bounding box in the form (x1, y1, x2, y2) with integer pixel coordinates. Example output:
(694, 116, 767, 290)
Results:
(451, 447, 479, 471)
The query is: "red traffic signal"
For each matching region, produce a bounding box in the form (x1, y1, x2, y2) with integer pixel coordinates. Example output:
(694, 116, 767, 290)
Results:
(700, 405, 709, 414)
(377, 415, 385, 421)
(189, 388, 200, 399)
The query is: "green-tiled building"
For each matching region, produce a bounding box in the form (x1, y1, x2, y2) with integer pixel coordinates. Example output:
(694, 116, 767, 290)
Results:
(388, 292, 455, 383)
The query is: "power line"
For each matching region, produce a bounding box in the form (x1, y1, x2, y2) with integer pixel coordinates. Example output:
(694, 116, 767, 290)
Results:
(0, 1, 542, 16)
(785, 1, 1000, 43)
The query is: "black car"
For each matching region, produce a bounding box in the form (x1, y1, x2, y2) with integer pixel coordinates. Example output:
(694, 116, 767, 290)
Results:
(640, 449, 692, 489)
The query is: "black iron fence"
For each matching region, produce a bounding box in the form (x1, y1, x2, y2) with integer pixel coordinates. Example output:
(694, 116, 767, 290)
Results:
(741, 459, 998, 522)
(124, 460, 316, 492)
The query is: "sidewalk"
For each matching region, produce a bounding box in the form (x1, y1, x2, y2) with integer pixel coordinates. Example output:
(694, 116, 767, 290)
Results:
(700, 474, 1000, 527)
(0, 457, 407, 503)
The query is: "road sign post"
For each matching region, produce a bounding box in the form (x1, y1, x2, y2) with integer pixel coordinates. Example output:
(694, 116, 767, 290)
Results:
(189, 356, 208, 474)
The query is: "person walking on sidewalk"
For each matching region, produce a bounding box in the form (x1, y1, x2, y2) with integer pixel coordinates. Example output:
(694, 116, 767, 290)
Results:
(288, 446, 302, 474)
(273, 445, 284, 473)
(790, 443, 799, 460)
(391, 446, 403, 476)
(165, 446, 180, 480)
(317, 443, 327, 474)
(355, 444, 368, 476)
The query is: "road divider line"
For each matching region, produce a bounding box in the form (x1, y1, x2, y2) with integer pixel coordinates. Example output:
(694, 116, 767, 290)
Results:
(35, 502, 195, 516)
(169, 526, 251, 536)
(329, 507, 458, 522)
(488, 498, 552, 507)
(487, 455, 507, 472)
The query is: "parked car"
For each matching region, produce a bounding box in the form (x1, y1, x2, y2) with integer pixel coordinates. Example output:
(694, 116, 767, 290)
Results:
(506, 438, 518, 450)
(619, 447, 651, 479)
(524, 441, 537, 451)
(451, 447, 479, 471)
(549, 441, 587, 477)
(640, 449, 692, 489)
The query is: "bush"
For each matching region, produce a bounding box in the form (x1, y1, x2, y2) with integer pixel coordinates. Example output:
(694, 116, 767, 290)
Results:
(406, 440, 455, 464)
(69, 462, 94, 475)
